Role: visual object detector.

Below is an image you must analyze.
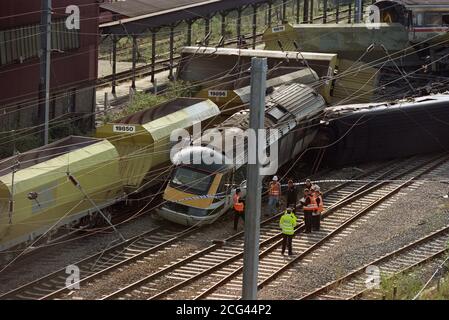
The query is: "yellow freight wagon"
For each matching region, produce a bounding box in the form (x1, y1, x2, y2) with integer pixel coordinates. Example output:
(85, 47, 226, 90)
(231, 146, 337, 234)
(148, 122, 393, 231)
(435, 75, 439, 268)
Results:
(263, 24, 396, 103)
(96, 98, 221, 191)
(0, 136, 124, 252)
(178, 47, 337, 104)
(263, 23, 410, 62)
(195, 68, 319, 113)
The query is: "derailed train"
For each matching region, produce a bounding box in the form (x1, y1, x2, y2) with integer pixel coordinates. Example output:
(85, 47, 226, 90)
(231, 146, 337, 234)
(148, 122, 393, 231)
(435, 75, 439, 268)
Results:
(157, 83, 327, 226)
(264, 0, 449, 68)
(2, 71, 449, 249)
(0, 98, 222, 252)
(2, 0, 449, 249)
(0, 66, 323, 252)
(158, 89, 449, 227)
(317, 93, 449, 166)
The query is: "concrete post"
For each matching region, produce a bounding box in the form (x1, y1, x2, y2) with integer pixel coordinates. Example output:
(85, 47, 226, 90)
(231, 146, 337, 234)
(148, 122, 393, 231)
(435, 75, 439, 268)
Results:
(169, 25, 175, 81)
(131, 35, 138, 89)
(252, 5, 258, 49)
(112, 36, 117, 94)
(151, 30, 156, 83)
(242, 57, 267, 300)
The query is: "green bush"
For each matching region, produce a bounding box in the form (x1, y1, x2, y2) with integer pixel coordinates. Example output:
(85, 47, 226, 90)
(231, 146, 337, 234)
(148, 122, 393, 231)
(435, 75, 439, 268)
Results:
(380, 271, 424, 300)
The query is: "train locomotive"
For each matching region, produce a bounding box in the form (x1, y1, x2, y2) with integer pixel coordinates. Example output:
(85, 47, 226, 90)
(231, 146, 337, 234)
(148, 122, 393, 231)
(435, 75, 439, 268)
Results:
(157, 83, 327, 226)
(2, 0, 449, 252)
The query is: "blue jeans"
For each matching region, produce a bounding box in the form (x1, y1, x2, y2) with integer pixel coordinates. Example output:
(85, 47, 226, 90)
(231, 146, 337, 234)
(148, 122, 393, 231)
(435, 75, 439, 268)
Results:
(267, 196, 279, 216)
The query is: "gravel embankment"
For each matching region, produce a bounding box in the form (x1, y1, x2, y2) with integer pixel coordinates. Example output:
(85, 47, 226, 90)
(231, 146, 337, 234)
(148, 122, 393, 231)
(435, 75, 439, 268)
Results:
(0, 213, 161, 294)
(0, 161, 386, 297)
(259, 161, 449, 299)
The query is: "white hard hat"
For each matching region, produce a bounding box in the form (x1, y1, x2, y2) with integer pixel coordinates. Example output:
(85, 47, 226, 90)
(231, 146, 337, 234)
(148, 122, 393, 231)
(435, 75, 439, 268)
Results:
(272, 176, 278, 181)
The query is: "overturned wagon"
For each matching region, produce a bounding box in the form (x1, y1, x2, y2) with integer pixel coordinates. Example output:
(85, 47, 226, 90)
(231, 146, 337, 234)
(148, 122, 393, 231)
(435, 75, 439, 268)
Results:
(318, 94, 449, 166)
(0, 136, 124, 252)
(96, 98, 221, 191)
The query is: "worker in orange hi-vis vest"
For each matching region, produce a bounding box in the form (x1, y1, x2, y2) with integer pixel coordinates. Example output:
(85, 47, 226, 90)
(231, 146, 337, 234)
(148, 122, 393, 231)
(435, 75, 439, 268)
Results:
(266, 176, 281, 217)
(311, 185, 323, 231)
(300, 187, 317, 233)
(233, 188, 245, 231)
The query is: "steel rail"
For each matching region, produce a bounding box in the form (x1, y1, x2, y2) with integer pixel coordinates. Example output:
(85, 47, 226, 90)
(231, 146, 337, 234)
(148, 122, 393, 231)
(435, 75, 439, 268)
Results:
(301, 225, 449, 300)
(0, 224, 194, 300)
(192, 154, 448, 300)
(101, 158, 420, 299)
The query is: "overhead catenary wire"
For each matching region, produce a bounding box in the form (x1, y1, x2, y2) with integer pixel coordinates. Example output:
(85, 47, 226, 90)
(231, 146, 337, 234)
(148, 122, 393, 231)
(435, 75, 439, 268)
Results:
(0, 0, 428, 110)
(1, 43, 448, 168)
(0, 1, 444, 268)
(3, 27, 448, 126)
(1, 19, 448, 127)
(0, 9, 448, 258)
(1, 44, 448, 173)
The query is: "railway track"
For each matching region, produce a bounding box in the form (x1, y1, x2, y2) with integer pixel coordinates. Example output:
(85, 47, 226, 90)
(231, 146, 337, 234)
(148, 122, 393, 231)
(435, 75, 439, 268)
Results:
(300, 225, 449, 300)
(0, 188, 164, 273)
(98, 155, 442, 300)
(0, 161, 340, 299)
(0, 224, 197, 300)
(189, 154, 449, 300)
(2, 154, 430, 300)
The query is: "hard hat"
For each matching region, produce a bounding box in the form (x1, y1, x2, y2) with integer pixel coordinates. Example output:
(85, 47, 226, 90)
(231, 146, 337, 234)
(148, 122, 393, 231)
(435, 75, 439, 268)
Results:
(286, 207, 293, 212)
(272, 176, 278, 181)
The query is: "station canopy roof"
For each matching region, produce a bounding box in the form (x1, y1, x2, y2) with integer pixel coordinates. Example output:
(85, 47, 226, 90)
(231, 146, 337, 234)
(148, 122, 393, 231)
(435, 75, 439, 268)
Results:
(101, 0, 212, 18)
(100, 0, 269, 35)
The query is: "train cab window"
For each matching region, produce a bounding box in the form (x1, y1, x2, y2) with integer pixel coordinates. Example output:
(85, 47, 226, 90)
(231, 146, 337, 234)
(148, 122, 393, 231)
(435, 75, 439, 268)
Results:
(170, 167, 213, 195)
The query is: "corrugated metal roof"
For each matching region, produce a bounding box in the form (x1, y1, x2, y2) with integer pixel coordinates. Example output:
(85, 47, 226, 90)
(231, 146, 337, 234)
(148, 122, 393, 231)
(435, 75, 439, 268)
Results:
(234, 68, 318, 104)
(100, 0, 273, 34)
(100, 0, 218, 18)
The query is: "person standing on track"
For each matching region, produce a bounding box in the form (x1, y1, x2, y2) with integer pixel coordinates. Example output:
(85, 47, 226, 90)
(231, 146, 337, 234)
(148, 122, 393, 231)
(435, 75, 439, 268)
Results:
(300, 188, 316, 233)
(233, 188, 245, 231)
(279, 207, 297, 256)
(305, 179, 313, 191)
(311, 185, 323, 231)
(285, 179, 298, 211)
(267, 176, 281, 216)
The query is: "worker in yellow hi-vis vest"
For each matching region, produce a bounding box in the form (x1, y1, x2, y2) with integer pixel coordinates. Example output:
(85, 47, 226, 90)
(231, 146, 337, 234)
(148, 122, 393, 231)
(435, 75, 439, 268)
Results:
(279, 207, 298, 256)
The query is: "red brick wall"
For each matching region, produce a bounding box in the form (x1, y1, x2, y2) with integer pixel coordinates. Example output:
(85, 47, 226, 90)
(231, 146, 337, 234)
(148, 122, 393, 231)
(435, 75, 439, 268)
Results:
(0, 0, 99, 107)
